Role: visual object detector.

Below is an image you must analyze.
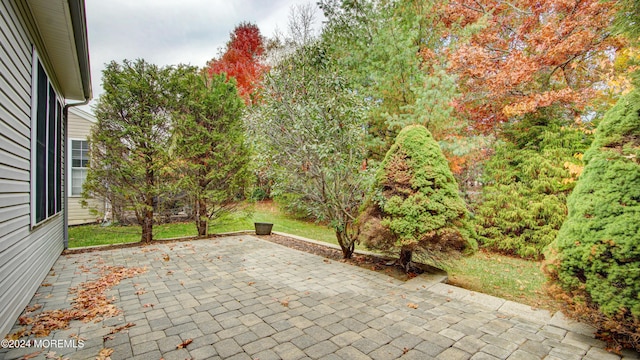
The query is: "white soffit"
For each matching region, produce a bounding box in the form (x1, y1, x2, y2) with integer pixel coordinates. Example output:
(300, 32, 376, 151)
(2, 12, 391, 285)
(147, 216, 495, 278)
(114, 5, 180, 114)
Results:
(27, 0, 85, 100)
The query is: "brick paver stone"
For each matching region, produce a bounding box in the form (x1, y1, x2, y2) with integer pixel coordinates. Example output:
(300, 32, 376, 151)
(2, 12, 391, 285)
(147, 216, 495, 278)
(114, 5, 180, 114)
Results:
(0, 235, 637, 360)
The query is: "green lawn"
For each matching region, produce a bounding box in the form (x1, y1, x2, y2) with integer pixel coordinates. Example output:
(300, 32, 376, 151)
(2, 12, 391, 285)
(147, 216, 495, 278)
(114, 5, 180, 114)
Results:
(68, 201, 339, 248)
(208, 201, 341, 245)
(447, 250, 558, 311)
(68, 201, 557, 311)
(68, 221, 199, 248)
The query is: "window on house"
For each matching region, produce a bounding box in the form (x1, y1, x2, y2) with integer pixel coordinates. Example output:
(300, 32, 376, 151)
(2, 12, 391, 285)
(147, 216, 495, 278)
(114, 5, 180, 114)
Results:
(32, 58, 63, 225)
(70, 140, 89, 196)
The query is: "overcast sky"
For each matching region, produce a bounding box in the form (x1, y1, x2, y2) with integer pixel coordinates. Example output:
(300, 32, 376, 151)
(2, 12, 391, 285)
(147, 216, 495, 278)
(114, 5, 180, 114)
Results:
(83, 0, 322, 113)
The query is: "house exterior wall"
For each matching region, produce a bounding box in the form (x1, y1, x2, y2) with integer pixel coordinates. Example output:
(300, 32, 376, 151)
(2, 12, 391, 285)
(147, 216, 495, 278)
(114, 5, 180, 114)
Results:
(67, 108, 103, 225)
(0, 0, 65, 338)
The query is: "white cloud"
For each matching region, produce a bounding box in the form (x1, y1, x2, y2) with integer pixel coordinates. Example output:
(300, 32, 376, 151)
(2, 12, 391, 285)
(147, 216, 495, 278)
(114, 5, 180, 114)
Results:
(83, 0, 320, 112)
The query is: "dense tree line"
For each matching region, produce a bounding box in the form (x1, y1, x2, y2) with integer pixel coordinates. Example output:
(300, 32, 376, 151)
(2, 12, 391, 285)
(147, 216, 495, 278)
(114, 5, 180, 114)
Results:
(86, 0, 639, 350)
(84, 60, 251, 241)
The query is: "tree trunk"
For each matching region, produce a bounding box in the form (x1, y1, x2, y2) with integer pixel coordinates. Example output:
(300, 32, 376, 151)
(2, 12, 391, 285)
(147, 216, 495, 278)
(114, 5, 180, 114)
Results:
(399, 248, 413, 273)
(141, 203, 153, 244)
(196, 199, 208, 236)
(336, 230, 354, 259)
(142, 161, 154, 244)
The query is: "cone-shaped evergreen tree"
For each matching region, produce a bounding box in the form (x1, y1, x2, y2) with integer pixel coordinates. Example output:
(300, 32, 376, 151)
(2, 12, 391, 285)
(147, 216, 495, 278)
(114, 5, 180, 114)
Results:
(546, 88, 640, 351)
(358, 125, 477, 270)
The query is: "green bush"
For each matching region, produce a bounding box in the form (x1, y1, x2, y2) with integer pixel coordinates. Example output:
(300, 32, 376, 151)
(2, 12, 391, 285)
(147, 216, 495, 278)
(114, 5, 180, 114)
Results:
(358, 125, 477, 269)
(546, 89, 640, 351)
(474, 126, 592, 259)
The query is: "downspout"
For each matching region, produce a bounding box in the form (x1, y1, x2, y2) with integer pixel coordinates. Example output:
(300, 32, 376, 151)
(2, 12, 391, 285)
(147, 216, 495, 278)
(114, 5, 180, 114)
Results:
(63, 101, 90, 249)
(63, 0, 92, 249)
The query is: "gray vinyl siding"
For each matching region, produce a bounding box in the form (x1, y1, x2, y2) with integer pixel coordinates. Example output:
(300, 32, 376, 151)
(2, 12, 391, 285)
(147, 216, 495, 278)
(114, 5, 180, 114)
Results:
(0, 0, 65, 339)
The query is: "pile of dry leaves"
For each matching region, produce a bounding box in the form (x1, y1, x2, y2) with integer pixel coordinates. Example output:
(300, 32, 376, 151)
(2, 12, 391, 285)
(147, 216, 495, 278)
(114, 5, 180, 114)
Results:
(9, 264, 145, 339)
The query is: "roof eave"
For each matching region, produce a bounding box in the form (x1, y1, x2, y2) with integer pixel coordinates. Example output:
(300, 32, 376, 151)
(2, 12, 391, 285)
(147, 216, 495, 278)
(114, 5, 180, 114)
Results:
(67, 0, 92, 101)
(25, 0, 92, 101)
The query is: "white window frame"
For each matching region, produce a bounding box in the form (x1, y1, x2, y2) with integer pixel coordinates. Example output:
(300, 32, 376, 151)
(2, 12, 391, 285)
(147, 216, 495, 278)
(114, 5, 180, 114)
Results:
(68, 138, 89, 197)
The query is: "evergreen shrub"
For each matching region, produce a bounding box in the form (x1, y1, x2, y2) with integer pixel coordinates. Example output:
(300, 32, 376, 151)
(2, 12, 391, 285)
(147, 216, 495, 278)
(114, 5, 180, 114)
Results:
(474, 126, 591, 259)
(546, 89, 640, 351)
(357, 125, 477, 268)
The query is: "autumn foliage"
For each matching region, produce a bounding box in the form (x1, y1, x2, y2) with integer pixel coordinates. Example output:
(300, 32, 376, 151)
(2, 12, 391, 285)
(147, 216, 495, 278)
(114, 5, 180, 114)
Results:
(206, 22, 268, 103)
(444, 0, 621, 131)
(11, 265, 145, 338)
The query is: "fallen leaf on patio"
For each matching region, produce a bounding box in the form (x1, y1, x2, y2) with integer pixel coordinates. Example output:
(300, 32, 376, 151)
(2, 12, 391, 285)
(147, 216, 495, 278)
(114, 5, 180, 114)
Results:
(44, 351, 66, 359)
(96, 347, 113, 360)
(134, 289, 146, 295)
(323, 259, 331, 263)
(162, 254, 170, 261)
(166, 270, 174, 275)
(69, 333, 86, 341)
(403, 347, 410, 354)
(407, 303, 419, 309)
(41, 283, 52, 287)
(109, 322, 135, 334)
(180, 280, 185, 286)
(26, 304, 42, 313)
(143, 304, 154, 308)
(176, 338, 193, 349)
(280, 299, 289, 307)
(21, 350, 42, 359)
(248, 281, 255, 286)
(6, 328, 26, 340)
(446, 298, 451, 302)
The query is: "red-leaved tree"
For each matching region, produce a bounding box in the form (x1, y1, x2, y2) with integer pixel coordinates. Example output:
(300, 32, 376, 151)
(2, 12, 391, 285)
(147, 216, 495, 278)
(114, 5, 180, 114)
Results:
(206, 22, 268, 104)
(443, 0, 621, 132)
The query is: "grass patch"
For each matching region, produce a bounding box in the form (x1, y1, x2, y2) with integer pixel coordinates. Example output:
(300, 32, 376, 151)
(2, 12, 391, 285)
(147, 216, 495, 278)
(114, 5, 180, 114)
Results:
(448, 250, 559, 312)
(68, 222, 200, 248)
(68, 201, 338, 248)
(209, 201, 340, 245)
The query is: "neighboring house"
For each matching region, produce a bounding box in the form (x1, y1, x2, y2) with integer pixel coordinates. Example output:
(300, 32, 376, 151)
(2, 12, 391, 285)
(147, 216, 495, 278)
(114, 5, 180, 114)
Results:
(0, 0, 92, 339)
(67, 107, 105, 225)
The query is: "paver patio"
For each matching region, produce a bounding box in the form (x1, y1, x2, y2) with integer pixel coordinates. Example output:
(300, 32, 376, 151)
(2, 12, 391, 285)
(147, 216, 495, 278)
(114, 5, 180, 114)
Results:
(1, 235, 638, 360)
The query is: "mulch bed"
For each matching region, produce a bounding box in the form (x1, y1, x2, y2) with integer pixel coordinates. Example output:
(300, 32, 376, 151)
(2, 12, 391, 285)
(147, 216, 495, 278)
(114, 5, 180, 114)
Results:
(256, 234, 422, 281)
